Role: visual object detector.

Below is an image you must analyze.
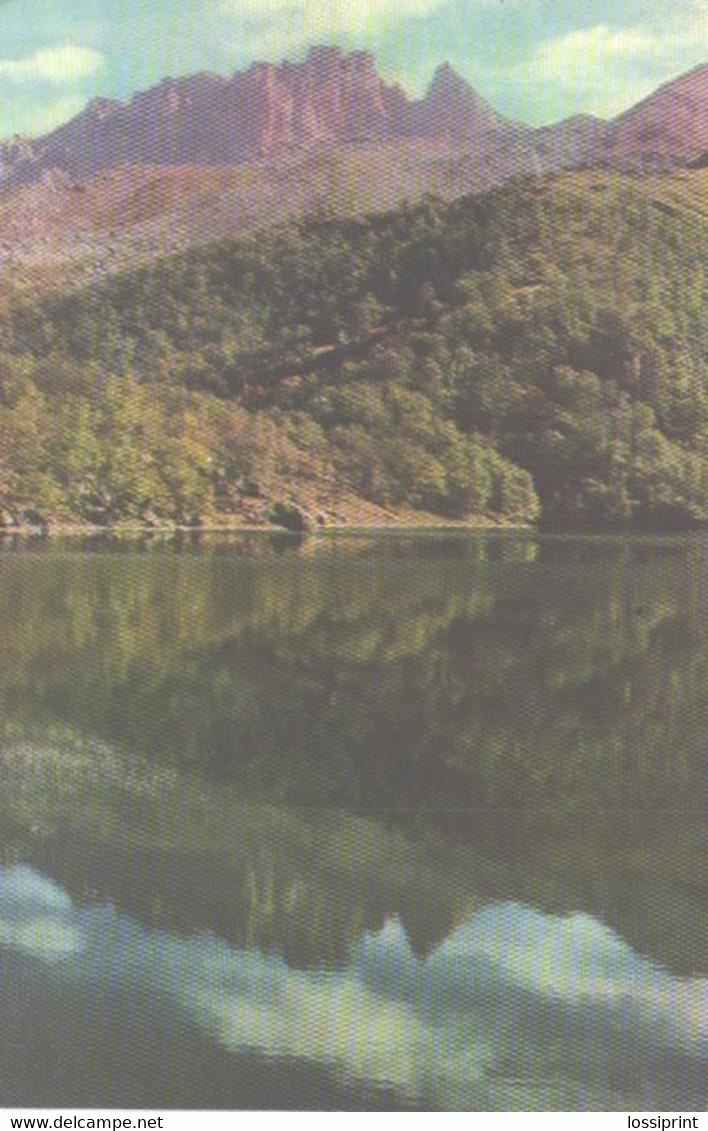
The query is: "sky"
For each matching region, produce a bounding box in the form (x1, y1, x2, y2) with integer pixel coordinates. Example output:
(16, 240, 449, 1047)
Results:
(0, 0, 705, 138)
(2, 864, 706, 1108)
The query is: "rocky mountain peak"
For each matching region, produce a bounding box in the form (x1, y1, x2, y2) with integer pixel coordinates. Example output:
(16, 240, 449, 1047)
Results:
(606, 62, 708, 163)
(417, 59, 514, 141)
(0, 49, 705, 189)
(428, 61, 471, 97)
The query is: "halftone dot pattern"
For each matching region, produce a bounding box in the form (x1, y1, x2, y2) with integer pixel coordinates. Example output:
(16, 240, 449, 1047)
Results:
(1, 538, 707, 1111)
(0, 0, 706, 1114)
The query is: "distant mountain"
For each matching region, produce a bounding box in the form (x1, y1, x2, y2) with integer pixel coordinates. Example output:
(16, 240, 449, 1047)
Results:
(606, 63, 708, 165)
(2, 49, 706, 189)
(0, 49, 705, 288)
(530, 114, 607, 172)
(415, 60, 523, 144)
(0, 46, 522, 186)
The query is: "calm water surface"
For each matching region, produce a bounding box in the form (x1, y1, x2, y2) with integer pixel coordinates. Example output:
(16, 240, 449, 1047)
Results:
(0, 531, 706, 1110)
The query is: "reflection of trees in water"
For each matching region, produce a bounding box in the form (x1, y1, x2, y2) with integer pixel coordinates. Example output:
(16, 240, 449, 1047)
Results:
(2, 722, 706, 979)
(0, 535, 706, 974)
(0, 535, 704, 814)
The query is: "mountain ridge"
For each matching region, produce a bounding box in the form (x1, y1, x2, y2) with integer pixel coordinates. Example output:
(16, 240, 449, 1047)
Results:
(0, 46, 522, 185)
(606, 61, 708, 162)
(2, 48, 706, 187)
(0, 49, 705, 291)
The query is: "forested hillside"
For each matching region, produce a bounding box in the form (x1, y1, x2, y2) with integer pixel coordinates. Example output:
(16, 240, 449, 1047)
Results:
(1, 167, 707, 528)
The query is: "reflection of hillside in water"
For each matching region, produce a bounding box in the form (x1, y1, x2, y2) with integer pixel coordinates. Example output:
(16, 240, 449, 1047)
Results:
(0, 533, 707, 978)
(2, 723, 706, 983)
(1, 534, 705, 803)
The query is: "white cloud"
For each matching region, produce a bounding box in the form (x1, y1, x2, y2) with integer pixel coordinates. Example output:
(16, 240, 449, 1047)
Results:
(0, 44, 104, 85)
(533, 25, 665, 81)
(0, 44, 105, 137)
(522, 10, 708, 118)
(525, 24, 665, 117)
(217, 0, 452, 56)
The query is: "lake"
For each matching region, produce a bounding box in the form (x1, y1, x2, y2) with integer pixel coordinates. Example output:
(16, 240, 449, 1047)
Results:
(0, 531, 706, 1111)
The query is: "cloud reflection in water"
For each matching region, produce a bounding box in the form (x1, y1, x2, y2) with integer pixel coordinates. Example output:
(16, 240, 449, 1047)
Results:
(0, 865, 705, 1109)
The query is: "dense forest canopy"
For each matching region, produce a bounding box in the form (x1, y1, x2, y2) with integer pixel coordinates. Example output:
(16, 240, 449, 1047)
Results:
(1, 167, 707, 528)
